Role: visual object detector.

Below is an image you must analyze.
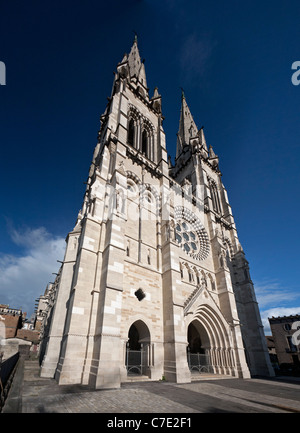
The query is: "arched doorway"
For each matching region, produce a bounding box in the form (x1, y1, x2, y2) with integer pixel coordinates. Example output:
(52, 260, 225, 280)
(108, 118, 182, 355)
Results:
(126, 320, 150, 376)
(187, 306, 237, 376)
(187, 320, 213, 374)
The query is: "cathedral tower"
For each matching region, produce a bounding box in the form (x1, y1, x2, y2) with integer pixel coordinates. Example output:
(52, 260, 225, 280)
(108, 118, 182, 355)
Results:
(40, 38, 274, 388)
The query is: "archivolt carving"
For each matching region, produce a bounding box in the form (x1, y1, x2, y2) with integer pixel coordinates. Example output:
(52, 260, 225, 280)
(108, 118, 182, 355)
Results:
(126, 170, 141, 185)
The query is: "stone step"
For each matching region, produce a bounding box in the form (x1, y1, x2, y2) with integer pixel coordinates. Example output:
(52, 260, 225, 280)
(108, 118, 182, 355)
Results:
(191, 373, 232, 381)
(123, 375, 152, 383)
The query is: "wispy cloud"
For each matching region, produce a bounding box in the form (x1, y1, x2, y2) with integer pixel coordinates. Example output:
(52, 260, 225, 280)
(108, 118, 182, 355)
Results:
(255, 279, 300, 309)
(260, 307, 300, 335)
(254, 279, 300, 334)
(0, 225, 65, 317)
(179, 33, 215, 85)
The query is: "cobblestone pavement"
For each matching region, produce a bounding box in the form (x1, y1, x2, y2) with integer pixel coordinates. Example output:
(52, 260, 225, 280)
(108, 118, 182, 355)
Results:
(4, 360, 300, 414)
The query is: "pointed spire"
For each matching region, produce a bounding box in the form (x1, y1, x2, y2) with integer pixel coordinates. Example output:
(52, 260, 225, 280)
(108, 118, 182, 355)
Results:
(127, 36, 147, 88)
(176, 91, 198, 158)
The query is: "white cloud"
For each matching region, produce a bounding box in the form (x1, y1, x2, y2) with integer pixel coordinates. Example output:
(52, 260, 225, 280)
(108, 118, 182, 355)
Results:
(255, 279, 300, 309)
(0, 226, 65, 317)
(260, 307, 300, 335)
(254, 279, 300, 335)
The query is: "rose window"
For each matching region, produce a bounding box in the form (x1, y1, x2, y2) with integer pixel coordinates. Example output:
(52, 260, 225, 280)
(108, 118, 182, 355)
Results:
(174, 206, 210, 261)
(175, 222, 200, 254)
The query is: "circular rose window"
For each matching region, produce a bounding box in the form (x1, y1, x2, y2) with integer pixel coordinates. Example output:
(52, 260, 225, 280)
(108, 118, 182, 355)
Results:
(174, 207, 210, 261)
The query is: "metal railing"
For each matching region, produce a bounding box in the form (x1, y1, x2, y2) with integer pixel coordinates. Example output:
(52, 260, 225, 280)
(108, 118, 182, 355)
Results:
(125, 344, 149, 376)
(126, 349, 143, 375)
(187, 352, 214, 374)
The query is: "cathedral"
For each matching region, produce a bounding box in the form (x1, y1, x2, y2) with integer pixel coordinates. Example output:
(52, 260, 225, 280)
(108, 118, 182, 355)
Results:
(40, 37, 274, 388)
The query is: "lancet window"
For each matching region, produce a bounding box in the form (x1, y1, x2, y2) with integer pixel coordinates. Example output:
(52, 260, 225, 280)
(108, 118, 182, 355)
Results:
(209, 179, 222, 214)
(128, 119, 135, 147)
(127, 105, 155, 161)
(142, 129, 148, 155)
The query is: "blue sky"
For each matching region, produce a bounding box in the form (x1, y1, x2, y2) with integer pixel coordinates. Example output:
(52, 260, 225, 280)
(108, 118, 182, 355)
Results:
(0, 0, 299, 334)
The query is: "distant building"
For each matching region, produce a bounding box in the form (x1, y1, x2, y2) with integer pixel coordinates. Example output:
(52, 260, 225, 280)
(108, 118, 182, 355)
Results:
(0, 305, 23, 339)
(268, 315, 300, 367)
(0, 304, 39, 360)
(265, 335, 278, 367)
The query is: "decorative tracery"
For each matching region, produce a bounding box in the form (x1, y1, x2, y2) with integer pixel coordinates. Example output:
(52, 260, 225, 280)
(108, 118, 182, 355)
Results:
(174, 206, 210, 261)
(127, 104, 155, 161)
(208, 178, 222, 214)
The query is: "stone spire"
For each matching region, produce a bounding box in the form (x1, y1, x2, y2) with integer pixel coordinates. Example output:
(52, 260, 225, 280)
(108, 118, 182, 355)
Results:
(176, 90, 198, 158)
(127, 36, 147, 88)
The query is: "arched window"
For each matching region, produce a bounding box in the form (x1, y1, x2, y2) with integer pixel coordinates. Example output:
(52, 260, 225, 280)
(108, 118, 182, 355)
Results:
(128, 118, 135, 147)
(142, 129, 148, 156)
(207, 273, 216, 291)
(209, 180, 221, 214)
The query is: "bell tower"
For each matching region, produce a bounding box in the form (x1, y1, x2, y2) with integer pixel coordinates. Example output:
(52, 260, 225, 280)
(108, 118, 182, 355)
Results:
(41, 37, 171, 388)
(170, 92, 273, 377)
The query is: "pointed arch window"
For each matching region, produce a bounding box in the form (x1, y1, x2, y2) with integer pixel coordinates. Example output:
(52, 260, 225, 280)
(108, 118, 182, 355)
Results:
(127, 105, 155, 162)
(142, 129, 148, 156)
(128, 118, 135, 147)
(209, 180, 222, 214)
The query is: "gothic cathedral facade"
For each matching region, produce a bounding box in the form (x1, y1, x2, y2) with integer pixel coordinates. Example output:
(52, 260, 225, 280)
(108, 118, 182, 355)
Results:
(40, 38, 274, 388)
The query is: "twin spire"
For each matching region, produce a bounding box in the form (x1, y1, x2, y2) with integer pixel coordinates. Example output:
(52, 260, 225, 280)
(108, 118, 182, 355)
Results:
(117, 37, 217, 163)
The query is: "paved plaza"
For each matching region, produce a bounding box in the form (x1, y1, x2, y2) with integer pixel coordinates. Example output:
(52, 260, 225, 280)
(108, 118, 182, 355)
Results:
(2, 359, 300, 414)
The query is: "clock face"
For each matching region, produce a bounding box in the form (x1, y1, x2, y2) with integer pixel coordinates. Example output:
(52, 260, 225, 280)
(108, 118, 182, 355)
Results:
(174, 207, 210, 261)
